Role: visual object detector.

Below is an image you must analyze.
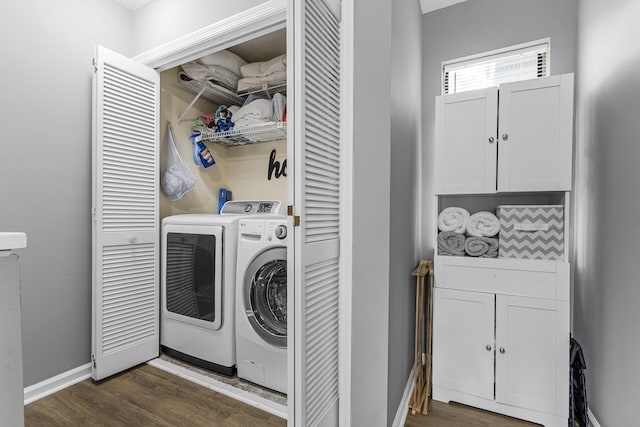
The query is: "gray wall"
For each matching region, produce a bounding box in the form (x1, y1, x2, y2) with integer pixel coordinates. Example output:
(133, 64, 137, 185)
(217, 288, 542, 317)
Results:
(0, 0, 133, 386)
(130, 0, 269, 55)
(349, 0, 392, 424)
(574, 0, 640, 424)
(387, 0, 422, 425)
(420, 0, 578, 257)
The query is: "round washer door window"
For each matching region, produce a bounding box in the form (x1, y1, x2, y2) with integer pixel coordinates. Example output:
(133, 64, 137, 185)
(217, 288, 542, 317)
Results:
(244, 247, 287, 348)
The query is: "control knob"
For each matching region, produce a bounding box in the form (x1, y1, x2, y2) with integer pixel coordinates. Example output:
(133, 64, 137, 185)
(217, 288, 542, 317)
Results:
(275, 225, 287, 240)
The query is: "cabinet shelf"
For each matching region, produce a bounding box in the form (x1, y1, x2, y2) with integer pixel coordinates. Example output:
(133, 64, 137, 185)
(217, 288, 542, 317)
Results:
(194, 121, 287, 146)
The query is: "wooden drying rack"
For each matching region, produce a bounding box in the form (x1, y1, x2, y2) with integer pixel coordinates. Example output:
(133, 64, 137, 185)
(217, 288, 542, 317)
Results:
(409, 259, 434, 415)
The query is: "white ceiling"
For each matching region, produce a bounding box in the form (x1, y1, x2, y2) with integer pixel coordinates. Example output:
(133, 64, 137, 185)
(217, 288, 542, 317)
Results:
(113, 0, 468, 16)
(111, 0, 155, 12)
(420, 0, 469, 14)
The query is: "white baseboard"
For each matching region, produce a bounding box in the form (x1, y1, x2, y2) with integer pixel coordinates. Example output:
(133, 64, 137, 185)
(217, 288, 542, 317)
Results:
(588, 408, 601, 427)
(147, 358, 287, 419)
(24, 363, 92, 405)
(392, 367, 415, 427)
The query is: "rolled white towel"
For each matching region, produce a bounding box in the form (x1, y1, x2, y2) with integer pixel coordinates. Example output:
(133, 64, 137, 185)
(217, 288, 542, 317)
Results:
(438, 207, 470, 233)
(466, 211, 500, 237)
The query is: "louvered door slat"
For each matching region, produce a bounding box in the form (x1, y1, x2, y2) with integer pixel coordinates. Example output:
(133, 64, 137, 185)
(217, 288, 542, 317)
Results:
(291, 0, 342, 425)
(92, 45, 159, 381)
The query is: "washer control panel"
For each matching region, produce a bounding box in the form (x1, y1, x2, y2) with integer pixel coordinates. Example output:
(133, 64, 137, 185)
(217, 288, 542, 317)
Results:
(239, 220, 288, 244)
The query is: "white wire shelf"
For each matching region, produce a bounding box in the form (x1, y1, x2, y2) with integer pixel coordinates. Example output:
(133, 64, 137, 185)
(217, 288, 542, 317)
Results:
(195, 121, 287, 146)
(177, 72, 245, 107)
(237, 80, 287, 97)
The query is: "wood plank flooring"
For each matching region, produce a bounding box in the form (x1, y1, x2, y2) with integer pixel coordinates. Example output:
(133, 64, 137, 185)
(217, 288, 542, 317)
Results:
(25, 364, 540, 427)
(405, 400, 540, 427)
(24, 364, 286, 427)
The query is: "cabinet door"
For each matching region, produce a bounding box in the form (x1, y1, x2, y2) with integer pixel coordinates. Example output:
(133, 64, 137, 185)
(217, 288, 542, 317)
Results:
(435, 88, 498, 194)
(497, 74, 574, 192)
(495, 295, 569, 416)
(433, 288, 495, 400)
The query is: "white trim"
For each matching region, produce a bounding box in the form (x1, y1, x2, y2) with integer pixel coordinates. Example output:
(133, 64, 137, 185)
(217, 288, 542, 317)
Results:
(23, 363, 92, 405)
(147, 358, 287, 419)
(339, 0, 354, 426)
(392, 367, 415, 427)
(132, 0, 286, 71)
(588, 408, 602, 427)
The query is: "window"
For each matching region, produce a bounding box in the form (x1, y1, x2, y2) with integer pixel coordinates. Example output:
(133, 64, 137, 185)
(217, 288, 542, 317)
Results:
(443, 40, 549, 95)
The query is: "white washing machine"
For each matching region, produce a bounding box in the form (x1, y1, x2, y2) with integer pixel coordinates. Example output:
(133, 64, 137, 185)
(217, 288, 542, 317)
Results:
(235, 218, 288, 394)
(160, 201, 282, 375)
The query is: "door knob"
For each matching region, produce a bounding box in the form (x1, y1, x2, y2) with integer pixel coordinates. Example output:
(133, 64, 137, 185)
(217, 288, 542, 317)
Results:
(502, 133, 509, 141)
(486, 344, 492, 351)
(499, 347, 506, 354)
(488, 137, 495, 144)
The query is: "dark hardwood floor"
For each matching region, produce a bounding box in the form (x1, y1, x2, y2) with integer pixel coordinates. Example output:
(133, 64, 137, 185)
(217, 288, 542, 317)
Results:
(405, 400, 540, 427)
(25, 364, 540, 427)
(24, 364, 286, 427)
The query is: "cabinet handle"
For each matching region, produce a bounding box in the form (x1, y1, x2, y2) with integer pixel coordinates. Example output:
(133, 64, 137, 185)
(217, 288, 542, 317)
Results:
(486, 344, 492, 351)
(502, 133, 509, 141)
(488, 137, 495, 144)
(499, 347, 506, 354)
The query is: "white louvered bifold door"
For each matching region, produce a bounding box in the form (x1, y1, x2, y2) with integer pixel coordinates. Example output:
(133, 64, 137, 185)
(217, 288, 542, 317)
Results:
(92, 45, 159, 380)
(289, 1, 341, 426)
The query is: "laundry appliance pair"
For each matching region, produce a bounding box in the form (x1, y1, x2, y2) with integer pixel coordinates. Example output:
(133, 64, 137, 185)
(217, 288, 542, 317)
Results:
(161, 200, 288, 394)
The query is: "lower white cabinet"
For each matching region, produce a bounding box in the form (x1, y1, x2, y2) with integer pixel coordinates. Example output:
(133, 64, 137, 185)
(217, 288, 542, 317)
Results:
(432, 258, 570, 427)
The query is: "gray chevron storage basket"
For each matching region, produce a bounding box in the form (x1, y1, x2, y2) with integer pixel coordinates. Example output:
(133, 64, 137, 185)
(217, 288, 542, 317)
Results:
(497, 205, 564, 260)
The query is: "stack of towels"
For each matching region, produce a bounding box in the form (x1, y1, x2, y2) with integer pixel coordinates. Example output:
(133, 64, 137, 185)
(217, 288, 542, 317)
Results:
(237, 54, 287, 93)
(437, 207, 500, 258)
(180, 50, 248, 92)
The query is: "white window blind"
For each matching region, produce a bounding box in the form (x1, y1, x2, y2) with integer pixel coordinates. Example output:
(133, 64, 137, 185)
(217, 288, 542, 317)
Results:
(443, 41, 549, 95)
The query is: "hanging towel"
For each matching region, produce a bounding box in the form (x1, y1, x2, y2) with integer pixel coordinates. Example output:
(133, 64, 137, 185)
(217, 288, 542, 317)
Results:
(438, 231, 466, 256)
(466, 211, 500, 237)
(464, 236, 498, 258)
(438, 207, 470, 233)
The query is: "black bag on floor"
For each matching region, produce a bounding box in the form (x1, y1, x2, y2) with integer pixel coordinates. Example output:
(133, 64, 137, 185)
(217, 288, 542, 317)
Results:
(569, 337, 587, 426)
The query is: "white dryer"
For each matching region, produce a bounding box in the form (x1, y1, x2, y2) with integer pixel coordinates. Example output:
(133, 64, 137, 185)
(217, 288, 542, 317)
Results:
(160, 201, 282, 375)
(235, 218, 288, 394)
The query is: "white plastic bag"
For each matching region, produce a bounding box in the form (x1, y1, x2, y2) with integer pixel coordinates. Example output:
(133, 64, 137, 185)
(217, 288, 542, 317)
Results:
(161, 123, 197, 201)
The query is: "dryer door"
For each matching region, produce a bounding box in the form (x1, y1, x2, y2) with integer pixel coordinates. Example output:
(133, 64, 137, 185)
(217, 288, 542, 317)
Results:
(244, 247, 287, 348)
(162, 224, 223, 330)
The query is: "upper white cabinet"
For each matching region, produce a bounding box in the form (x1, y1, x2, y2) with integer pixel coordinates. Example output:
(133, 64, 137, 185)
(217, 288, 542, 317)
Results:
(435, 74, 574, 194)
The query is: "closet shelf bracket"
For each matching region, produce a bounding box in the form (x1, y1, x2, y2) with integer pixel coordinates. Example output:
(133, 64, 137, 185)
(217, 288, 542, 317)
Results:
(178, 84, 208, 123)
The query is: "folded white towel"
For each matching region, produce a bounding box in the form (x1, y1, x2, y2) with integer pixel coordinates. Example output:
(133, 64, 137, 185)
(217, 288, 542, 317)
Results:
(198, 50, 247, 76)
(233, 99, 273, 129)
(240, 54, 287, 78)
(466, 211, 500, 237)
(438, 207, 470, 233)
(237, 71, 287, 93)
(181, 61, 240, 90)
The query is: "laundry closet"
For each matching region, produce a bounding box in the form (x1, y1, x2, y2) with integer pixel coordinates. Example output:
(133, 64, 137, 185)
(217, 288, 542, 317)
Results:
(158, 28, 289, 218)
(155, 25, 290, 399)
(92, 1, 342, 424)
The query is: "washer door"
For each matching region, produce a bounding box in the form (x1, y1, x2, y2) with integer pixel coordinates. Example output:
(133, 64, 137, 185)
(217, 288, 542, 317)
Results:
(244, 247, 287, 348)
